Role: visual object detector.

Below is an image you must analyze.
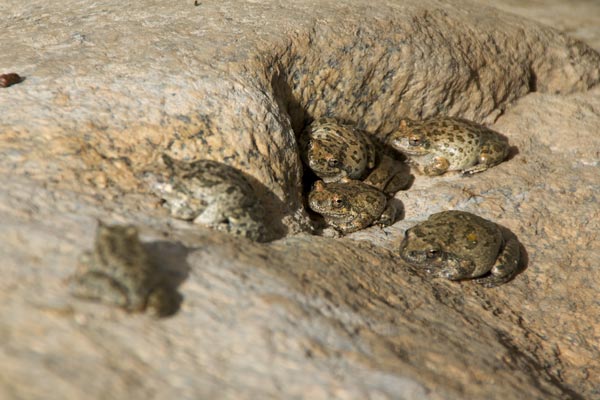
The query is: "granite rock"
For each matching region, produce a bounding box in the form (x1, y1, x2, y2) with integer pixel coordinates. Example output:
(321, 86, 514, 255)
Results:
(0, 0, 599, 399)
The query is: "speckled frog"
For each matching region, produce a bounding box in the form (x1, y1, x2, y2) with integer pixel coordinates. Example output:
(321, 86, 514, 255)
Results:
(387, 117, 509, 176)
(300, 118, 377, 182)
(300, 118, 409, 193)
(308, 178, 398, 234)
(145, 154, 267, 242)
(399, 210, 520, 287)
(69, 222, 178, 316)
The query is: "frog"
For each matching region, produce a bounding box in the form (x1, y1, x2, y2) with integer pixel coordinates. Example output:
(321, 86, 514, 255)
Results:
(300, 118, 410, 194)
(387, 117, 510, 176)
(68, 222, 179, 316)
(399, 210, 521, 288)
(299, 118, 377, 182)
(145, 154, 267, 242)
(308, 178, 399, 234)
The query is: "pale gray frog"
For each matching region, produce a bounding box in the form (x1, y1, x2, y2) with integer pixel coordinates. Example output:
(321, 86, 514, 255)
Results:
(399, 210, 520, 288)
(308, 178, 399, 234)
(69, 222, 178, 316)
(146, 154, 267, 242)
(300, 118, 409, 194)
(387, 117, 510, 176)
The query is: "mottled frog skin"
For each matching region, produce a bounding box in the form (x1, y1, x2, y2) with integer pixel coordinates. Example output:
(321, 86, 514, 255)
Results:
(387, 117, 509, 176)
(399, 210, 520, 287)
(146, 154, 267, 242)
(300, 118, 410, 194)
(69, 222, 178, 316)
(300, 118, 377, 182)
(308, 178, 398, 234)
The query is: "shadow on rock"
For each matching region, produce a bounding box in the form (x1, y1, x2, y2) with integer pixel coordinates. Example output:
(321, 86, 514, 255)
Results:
(389, 197, 405, 223)
(144, 240, 192, 317)
(240, 171, 290, 241)
(506, 145, 520, 162)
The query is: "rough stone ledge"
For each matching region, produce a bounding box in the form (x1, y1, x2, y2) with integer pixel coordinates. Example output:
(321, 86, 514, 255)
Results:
(1, 0, 599, 233)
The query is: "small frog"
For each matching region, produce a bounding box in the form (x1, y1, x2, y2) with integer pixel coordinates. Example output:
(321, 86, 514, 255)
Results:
(300, 118, 377, 182)
(300, 118, 410, 194)
(145, 154, 267, 242)
(387, 117, 510, 176)
(399, 210, 520, 288)
(69, 222, 179, 316)
(308, 179, 399, 234)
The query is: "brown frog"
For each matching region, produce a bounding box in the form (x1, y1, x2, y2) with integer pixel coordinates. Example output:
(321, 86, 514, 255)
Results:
(387, 117, 510, 176)
(300, 118, 409, 194)
(308, 179, 399, 234)
(300, 118, 377, 182)
(399, 210, 521, 287)
(69, 222, 179, 316)
(145, 154, 267, 242)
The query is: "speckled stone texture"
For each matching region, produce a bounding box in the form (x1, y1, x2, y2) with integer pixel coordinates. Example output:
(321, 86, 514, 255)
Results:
(0, 0, 599, 399)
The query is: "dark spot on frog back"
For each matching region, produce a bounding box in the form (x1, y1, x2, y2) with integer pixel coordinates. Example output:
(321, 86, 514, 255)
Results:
(365, 193, 380, 204)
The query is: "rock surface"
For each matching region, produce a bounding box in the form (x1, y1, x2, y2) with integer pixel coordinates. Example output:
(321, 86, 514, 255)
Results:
(1, 0, 599, 399)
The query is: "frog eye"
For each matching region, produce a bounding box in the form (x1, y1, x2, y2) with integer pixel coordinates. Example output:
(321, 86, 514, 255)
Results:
(409, 137, 421, 146)
(426, 249, 439, 258)
(332, 197, 344, 208)
(327, 158, 339, 168)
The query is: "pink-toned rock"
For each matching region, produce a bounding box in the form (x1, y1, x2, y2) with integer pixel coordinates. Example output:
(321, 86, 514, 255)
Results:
(0, 0, 599, 398)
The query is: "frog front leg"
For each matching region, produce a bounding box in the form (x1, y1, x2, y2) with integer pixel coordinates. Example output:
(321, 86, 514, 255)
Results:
(461, 148, 495, 174)
(422, 155, 450, 176)
(329, 214, 375, 234)
(364, 135, 378, 171)
(69, 271, 130, 309)
(436, 257, 477, 281)
(474, 231, 521, 288)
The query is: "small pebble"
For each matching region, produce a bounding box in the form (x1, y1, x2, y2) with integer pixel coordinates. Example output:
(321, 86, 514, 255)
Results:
(0, 73, 24, 88)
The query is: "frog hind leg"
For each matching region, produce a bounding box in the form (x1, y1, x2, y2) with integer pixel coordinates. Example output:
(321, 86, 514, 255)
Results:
(329, 214, 375, 234)
(146, 285, 181, 318)
(474, 232, 521, 288)
(438, 257, 477, 281)
(463, 142, 508, 175)
(461, 163, 490, 175)
(69, 272, 130, 309)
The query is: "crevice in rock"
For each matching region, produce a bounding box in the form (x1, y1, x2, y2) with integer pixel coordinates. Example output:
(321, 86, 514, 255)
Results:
(259, 16, 600, 233)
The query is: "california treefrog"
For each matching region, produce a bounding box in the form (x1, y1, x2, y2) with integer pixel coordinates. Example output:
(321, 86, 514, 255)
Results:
(387, 117, 510, 176)
(69, 222, 179, 316)
(399, 210, 520, 287)
(308, 178, 399, 234)
(146, 154, 267, 241)
(300, 118, 410, 193)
